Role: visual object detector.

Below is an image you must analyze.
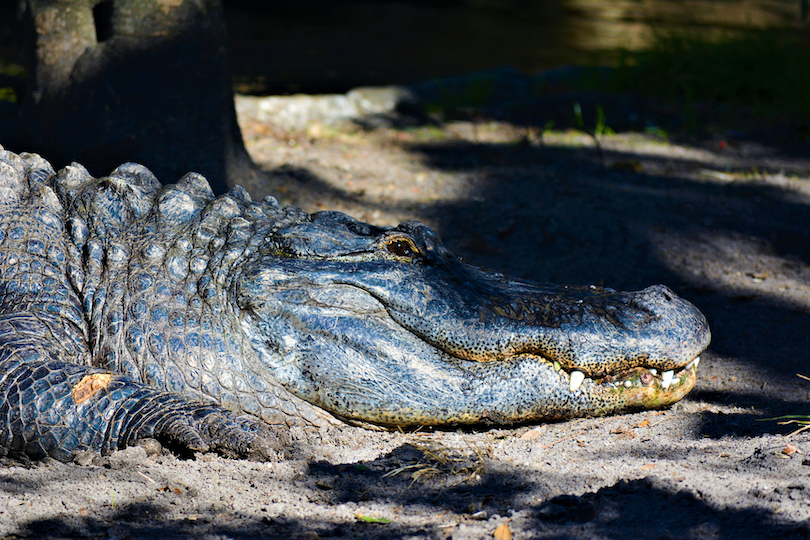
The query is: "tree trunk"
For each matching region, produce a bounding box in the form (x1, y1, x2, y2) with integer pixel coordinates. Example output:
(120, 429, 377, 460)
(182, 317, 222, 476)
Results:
(14, 0, 262, 194)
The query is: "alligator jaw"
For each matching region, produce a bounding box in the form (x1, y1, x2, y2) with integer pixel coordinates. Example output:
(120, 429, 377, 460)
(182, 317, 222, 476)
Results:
(440, 340, 701, 406)
(456, 353, 703, 425)
(571, 355, 701, 410)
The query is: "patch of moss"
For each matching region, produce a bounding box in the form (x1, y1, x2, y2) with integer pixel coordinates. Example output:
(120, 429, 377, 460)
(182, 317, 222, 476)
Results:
(610, 29, 810, 120)
(0, 61, 25, 103)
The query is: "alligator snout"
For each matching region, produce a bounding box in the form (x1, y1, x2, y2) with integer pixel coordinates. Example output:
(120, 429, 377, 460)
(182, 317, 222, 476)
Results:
(382, 258, 711, 380)
(528, 283, 710, 377)
(626, 284, 711, 369)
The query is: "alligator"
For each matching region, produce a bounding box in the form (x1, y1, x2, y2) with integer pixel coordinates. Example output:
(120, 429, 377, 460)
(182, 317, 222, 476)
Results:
(0, 147, 710, 462)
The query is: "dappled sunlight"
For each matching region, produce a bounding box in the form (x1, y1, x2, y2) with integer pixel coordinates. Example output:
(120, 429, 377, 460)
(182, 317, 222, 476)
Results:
(650, 228, 810, 313)
(564, 0, 804, 57)
(543, 131, 810, 178)
(240, 120, 483, 226)
(223, 0, 807, 95)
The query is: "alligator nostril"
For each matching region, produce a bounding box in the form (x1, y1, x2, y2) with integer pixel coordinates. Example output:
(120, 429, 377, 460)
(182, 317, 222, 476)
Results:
(648, 284, 673, 302)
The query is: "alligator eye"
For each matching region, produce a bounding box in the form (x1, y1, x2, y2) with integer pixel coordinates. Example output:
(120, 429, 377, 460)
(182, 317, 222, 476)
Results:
(385, 238, 421, 259)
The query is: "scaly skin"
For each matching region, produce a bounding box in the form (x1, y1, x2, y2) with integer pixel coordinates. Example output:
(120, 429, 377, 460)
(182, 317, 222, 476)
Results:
(0, 147, 710, 461)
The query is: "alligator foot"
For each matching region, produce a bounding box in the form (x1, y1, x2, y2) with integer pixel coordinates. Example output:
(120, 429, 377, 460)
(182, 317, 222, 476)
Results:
(171, 406, 289, 461)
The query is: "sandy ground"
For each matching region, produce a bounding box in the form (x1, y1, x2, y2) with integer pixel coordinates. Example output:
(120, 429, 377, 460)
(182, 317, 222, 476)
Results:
(3, 97, 810, 540)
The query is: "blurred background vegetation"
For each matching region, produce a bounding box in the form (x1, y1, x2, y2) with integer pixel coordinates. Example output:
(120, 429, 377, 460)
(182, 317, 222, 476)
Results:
(1, 0, 807, 130)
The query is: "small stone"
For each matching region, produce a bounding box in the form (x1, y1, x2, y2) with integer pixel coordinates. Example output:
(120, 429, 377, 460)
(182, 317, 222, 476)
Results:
(520, 426, 546, 440)
(72, 450, 96, 467)
(107, 445, 148, 469)
(137, 438, 164, 456)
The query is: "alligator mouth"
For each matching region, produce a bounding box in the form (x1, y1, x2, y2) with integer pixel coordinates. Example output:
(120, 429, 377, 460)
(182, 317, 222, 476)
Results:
(518, 353, 702, 404)
(550, 356, 700, 393)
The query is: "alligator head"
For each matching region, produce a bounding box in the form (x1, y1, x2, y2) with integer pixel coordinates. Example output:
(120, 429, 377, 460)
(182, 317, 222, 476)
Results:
(237, 210, 710, 426)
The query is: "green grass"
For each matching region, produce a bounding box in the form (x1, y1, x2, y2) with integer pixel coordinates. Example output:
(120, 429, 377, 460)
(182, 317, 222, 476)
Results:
(0, 61, 25, 103)
(764, 374, 810, 438)
(422, 75, 494, 116)
(610, 28, 810, 121)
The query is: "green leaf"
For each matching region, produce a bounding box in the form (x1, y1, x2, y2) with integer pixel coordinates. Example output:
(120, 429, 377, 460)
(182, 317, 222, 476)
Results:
(356, 514, 392, 524)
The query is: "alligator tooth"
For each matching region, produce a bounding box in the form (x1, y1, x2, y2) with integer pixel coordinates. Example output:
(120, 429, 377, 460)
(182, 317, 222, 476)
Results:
(624, 380, 633, 388)
(553, 361, 561, 372)
(689, 356, 701, 370)
(569, 370, 585, 392)
(649, 369, 657, 376)
(661, 370, 675, 389)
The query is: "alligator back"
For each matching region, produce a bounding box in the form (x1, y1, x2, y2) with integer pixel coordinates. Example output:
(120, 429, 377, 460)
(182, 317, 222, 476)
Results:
(0, 149, 286, 460)
(0, 153, 89, 365)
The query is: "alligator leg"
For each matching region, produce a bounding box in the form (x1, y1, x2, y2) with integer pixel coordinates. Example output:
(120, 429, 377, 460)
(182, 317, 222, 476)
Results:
(0, 355, 284, 462)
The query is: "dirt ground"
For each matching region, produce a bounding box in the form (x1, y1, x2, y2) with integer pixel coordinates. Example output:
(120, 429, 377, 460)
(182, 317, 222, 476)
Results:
(3, 92, 810, 540)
